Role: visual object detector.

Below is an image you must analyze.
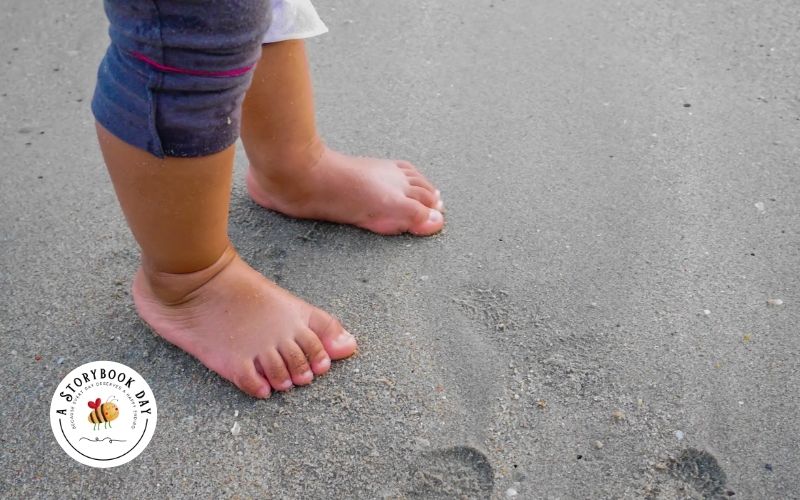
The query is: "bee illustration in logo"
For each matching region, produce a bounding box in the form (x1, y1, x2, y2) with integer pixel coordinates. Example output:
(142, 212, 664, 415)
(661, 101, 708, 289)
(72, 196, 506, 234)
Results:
(87, 397, 119, 430)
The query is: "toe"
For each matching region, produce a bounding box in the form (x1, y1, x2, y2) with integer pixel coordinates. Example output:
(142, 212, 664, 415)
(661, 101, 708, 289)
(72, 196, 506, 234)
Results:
(278, 341, 314, 386)
(258, 349, 294, 391)
(405, 172, 437, 194)
(295, 329, 331, 376)
(406, 186, 439, 209)
(406, 202, 444, 236)
(308, 309, 357, 360)
(236, 363, 272, 399)
(396, 160, 418, 172)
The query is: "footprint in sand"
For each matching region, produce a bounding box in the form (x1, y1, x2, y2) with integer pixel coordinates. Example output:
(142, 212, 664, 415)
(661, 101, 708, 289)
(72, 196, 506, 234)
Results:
(648, 448, 733, 499)
(404, 445, 494, 499)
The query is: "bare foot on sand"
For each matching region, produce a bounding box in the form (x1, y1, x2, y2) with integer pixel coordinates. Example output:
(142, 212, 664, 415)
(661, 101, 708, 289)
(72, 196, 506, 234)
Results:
(132, 246, 357, 398)
(246, 144, 445, 236)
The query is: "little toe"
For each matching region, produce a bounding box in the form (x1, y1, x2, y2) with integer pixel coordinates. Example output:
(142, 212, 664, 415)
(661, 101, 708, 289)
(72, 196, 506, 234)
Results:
(407, 202, 444, 236)
(405, 172, 437, 194)
(397, 160, 418, 172)
(308, 309, 357, 360)
(406, 186, 439, 209)
(258, 349, 294, 391)
(237, 363, 272, 399)
(295, 330, 331, 376)
(279, 341, 314, 386)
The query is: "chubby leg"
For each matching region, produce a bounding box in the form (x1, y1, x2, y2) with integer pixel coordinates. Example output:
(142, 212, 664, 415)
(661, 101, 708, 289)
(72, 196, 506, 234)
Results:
(241, 40, 444, 236)
(98, 124, 356, 398)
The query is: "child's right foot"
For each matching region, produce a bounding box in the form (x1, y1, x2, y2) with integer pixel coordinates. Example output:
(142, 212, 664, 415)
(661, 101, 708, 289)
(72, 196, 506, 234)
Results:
(131, 246, 357, 398)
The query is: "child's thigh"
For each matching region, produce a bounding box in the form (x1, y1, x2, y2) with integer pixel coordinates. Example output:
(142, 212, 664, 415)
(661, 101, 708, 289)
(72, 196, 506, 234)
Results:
(93, 0, 271, 158)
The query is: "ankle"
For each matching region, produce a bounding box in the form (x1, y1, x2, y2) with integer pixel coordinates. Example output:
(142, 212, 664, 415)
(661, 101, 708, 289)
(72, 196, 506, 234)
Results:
(248, 135, 325, 183)
(137, 245, 238, 305)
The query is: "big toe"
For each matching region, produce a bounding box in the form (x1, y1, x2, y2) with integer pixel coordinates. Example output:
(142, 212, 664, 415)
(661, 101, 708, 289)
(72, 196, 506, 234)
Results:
(309, 309, 357, 359)
(407, 202, 444, 236)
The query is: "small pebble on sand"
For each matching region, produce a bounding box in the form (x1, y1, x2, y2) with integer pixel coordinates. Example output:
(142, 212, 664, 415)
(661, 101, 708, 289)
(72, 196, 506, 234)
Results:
(231, 421, 241, 436)
(766, 298, 783, 306)
(754, 202, 765, 212)
(611, 409, 625, 421)
(703, 309, 711, 316)
(675, 430, 684, 440)
(505, 487, 518, 497)
(594, 440, 604, 449)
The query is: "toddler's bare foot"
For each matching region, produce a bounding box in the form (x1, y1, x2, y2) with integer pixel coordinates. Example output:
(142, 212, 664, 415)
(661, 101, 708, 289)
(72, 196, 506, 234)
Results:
(246, 144, 445, 236)
(132, 246, 357, 398)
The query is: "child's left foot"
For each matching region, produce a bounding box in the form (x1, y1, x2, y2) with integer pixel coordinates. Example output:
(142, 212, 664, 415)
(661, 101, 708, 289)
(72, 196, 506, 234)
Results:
(246, 144, 445, 236)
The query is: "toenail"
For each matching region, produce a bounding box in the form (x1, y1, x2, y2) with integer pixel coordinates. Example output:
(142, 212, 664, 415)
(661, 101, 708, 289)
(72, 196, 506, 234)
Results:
(332, 333, 355, 349)
(428, 209, 442, 223)
(435, 200, 444, 211)
(435, 189, 441, 197)
(302, 370, 313, 380)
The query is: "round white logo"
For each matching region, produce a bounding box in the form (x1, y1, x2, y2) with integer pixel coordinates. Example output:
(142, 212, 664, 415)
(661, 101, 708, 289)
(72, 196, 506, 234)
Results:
(50, 360, 157, 468)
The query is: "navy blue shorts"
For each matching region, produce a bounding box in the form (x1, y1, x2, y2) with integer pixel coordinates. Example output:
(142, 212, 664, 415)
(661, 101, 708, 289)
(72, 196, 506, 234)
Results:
(92, 1, 271, 158)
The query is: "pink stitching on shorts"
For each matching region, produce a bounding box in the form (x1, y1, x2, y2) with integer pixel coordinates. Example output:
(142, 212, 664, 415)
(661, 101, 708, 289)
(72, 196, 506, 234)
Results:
(130, 51, 254, 78)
